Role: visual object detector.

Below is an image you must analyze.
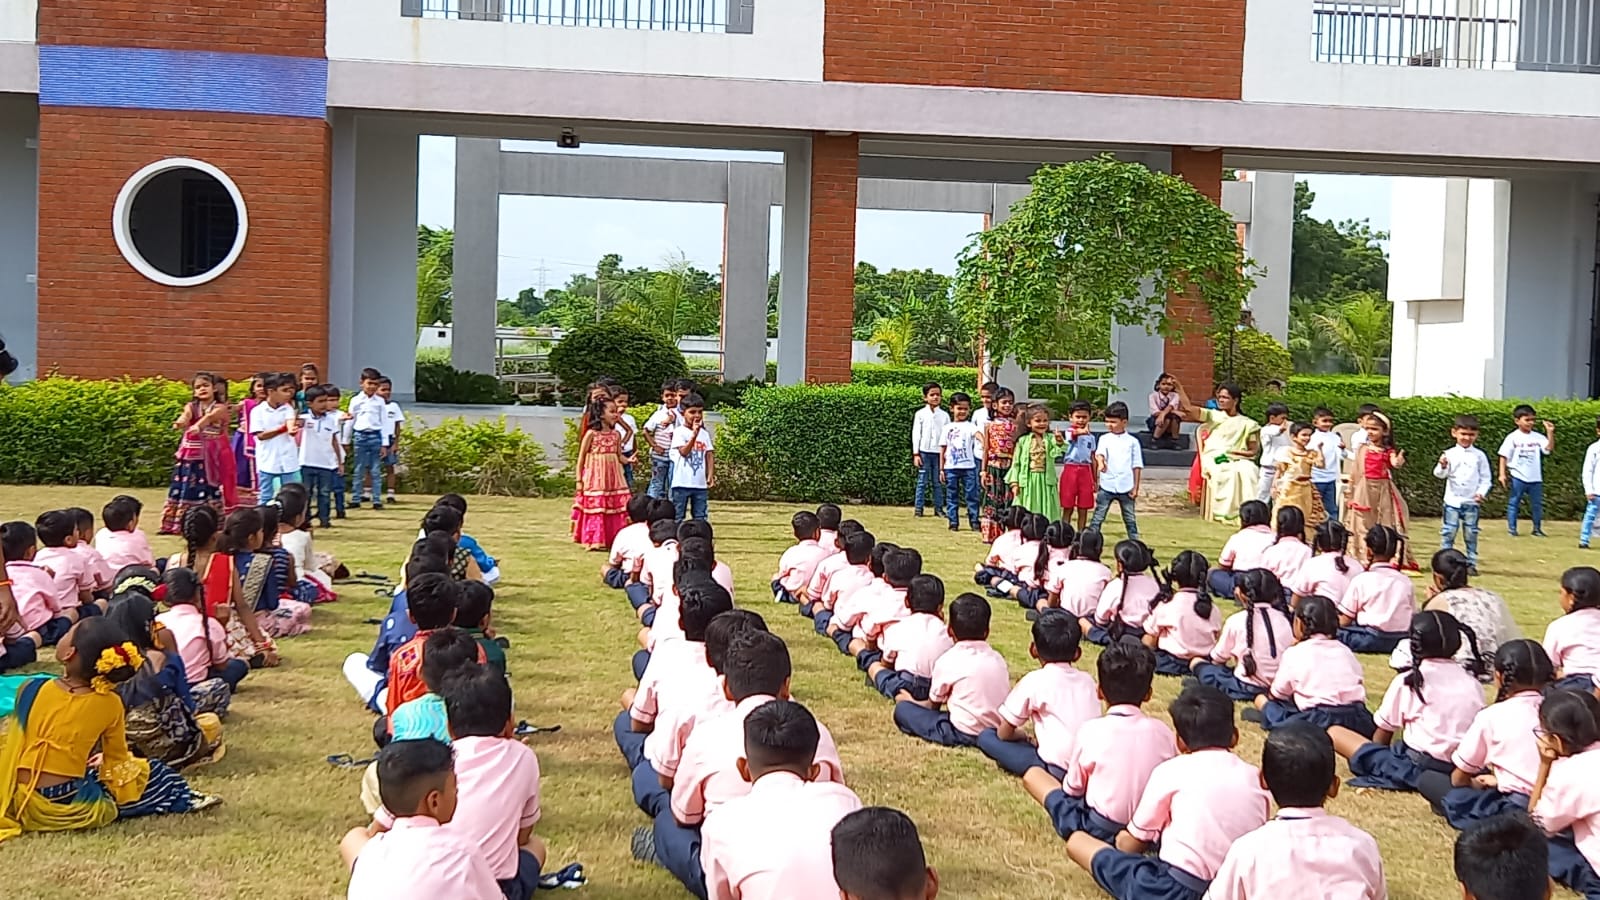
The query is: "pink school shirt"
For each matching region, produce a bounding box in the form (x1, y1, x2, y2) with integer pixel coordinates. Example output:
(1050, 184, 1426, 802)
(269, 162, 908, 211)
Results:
(1218, 524, 1274, 570)
(607, 522, 652, 572)
(649, 694, 734, 779)
(67, 541, 114, 591)
(1008, 539, 1043, 583)
(822, 565, 875, 614)
(775, 539, 831, 594)
(670, 694, 845, 826)
(878, 613, 953, 679)
(1337, 563, 1416, 634)
(1143, 591, 1223, 659)
(155, 604, 230, 684)
(1206, 808, 1387, 900)
(829, 576, 883, 633)
(699, 773, 863, 900)
(5, 561, 67, 634)
(1049, 559, 1112, 618)
(817, 529, 838, 554)
(997, 662, 1102, 770)
(1269, 635, 1367, 708)
(858, 585, 910, 641)
(1372, 659, 1485, 759)
(1544, 608, 1600, 678)
(1533, 745, 1600, 871)
(1290, 553, 1365, 605)
(1063, 706, 1177, 826)
(32, 546, 91, 607)
(1258, 538, 1312, 586)
(929, 640, 1011, 736)
(1210, 606, 1295, 688)
(631, 637, 714, 726)
(1452, 691, 1544, 796)
(987, 530, 1023, 568)
(1094, 573, 1161, 629)
(805, 551, 850, 604)
(640, 540, 681, 605)
(1126, 749, 1271, 881)
(1027, 548, 1072, 589)
(446, 735, 541, 881)
(347, 816, 502, 900)
(93, 527, 156, 571)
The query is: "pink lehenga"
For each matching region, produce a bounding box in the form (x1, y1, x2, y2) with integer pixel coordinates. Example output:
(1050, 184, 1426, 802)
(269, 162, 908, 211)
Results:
(159, 400, 238, 534)
(572, 429, 630, 547)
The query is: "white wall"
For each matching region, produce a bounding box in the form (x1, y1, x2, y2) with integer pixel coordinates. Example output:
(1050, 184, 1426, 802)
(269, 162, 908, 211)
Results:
(1244, 0, 1600, 117)
(0, 0, 33, 44)
(326, 0, 823, 82)
(1500, 177, 1596, 399)
(0, 0, 35, 94)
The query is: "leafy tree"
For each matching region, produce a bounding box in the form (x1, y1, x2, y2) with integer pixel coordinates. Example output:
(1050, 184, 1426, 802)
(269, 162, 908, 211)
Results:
(1312, 291, 1392, 375)
(1288, 181, 1393, 374)
(767, 273, 781, 338)
(417, 225, 454, 327)
(609, 253, 722, 341)
(953, 156, 1255, 367)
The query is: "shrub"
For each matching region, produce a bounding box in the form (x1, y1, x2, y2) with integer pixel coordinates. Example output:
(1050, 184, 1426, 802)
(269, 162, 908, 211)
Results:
(1286, 374, 1390, 400)
(548, 317, 689, 402)
(0, 378, 192, 486)
(402, 417, 553, 497)
(1215, 328, 1292, 395)
(414, 360, 512, 405)
(851, 363, 980, 392)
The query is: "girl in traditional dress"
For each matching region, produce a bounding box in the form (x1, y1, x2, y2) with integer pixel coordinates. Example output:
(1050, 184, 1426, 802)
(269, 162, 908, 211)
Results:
(105, 594, 224, 770)
(1390, 548, 1520, 674)
(1173, 379, 1262, 523)
(1272, 420, 1328, 539)
(978, 388, 1019, 543)
(167, 507, 278, 672)
(234, 505, 312, 639)
(1005, 405, 1066, 522)
(159, 373, 232, 535)
(1343, 412, 1419, 569)
(232, 374, 266, 507)
(573, 397, 631, 550)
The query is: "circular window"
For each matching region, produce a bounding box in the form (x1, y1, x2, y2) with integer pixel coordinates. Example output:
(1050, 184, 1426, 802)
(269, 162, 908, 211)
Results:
(112, 158, 248, 288)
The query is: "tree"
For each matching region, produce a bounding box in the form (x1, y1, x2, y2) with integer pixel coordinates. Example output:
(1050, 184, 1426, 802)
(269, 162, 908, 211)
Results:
(416, 226, 454, 326)
(1312, 292, 1392, 375)
(1288, 180, 1393, 373)
(608, 253, 722, 341)
(767, 272, 781, 338)
(952, 156, 1255, 367)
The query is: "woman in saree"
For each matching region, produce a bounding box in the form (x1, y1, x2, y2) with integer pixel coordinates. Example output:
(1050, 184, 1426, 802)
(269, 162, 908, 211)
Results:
(1174, 379, 1262, 523)
(159, 373, 234, 535)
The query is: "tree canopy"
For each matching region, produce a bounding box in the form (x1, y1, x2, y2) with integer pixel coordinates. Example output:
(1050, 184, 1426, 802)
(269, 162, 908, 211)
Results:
(1286, 180, 1392, 373)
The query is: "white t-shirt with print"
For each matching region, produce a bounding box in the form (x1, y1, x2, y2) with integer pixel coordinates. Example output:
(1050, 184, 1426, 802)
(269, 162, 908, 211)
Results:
(381, 401, 406, 444)
(249, 403, 300, 475)
(940, 421, 981, 470)
(1498, 430, 1551, 483)
(299, 412, 344, 469)
(669, 424, 715, 490)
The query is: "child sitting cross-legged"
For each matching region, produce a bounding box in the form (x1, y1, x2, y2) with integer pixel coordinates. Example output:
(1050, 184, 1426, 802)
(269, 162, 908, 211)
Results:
(1336, 525, 1416, 655)
(824, 541, 894, 646)
(772, 511, 830, 605)
(831, 807, 942, 900)
(893, 593, 1009, 748)
(800, 518, 860, 616)
(382, 575, 485, 739)
(1189, 569, 1294, 702)
(106, 592, 224, 770)
(1246, 595, 1376, 737)
(616, 578, 733, 772)
(362, 627, 482, 814)
(456, 582, 506, 678)
(1022, 641, 1176, 842)
(3, 520, 78, 655)
(1205, 723, 1387, 899)
(604, 496, 656, 590)
(866, 574, 953, 701)
(811, 530, 874, 631)
(155, 567, 246, 716)
(847, 549, 924, 667)
(1141, 551, 1221, 677)
(1065, 685, 1271, 900)
(975, 609, 1100, 778)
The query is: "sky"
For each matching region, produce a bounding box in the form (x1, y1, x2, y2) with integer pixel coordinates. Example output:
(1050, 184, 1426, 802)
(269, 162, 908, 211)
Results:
(416, 136, 1394, 299)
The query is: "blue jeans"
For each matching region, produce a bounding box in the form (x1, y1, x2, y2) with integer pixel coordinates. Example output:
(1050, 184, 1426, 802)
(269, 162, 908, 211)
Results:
(1584, 498, 1600, 547)
(915, 451, 944, 513)
(257, 469, 301, 506)
(1314, 479, 1339, 521)
(302, 466, 337, 525)
(647, 455, 672, 499)
(672, 487, 708, 521)
(1089, 489, 1140, 541)
(1507, 477, 1543, 534)
(1440, 502, 1480, 564)
(351, 430, 384, 506)
(945, 468, 978, 528)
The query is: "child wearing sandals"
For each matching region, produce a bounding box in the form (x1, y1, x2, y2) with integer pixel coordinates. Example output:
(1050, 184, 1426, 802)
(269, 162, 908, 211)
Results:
(1190, 569, 1294, 702)
(1247, 595, 1375, 737)
(975, 609, 1101, 777)
(1329, 611, 1485, 792)
(1544, 566, 1600, 694)
(1141, 551, 1221, 676)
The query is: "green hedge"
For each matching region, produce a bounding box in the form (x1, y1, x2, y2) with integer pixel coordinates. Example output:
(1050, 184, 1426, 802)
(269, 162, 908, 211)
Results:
(1285, 374, 1390, 399)
(0, 378, 192, 486)
(850, 364, 980, 392)
(403, 417, 556, 496)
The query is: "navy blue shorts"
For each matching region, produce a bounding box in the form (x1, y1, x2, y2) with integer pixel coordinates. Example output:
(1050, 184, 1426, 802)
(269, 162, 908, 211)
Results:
(1044, 790, 1123, 842)
(832, 630, 855, 655)
(813, 610, 833, 634)
(613, 709, 647, 771)
(1090, 848, 1208, 900)
(603, 567, 630, 589)
(893, 702, 977, 748)
(771, 579, 799, 604)
(1259, 699, 1375, 738)
(498, 848, 543, 900)
(1440, 786, 1529, 830)
(1548, 830, 1600, 900)
(873, 669, 931, 701)
(1554, 673, 1596, 694)
(975, 728, 1065, 778)
(625, 582, 651, 609)
(855, 648, 883, 671)
(0, 636, 37, 673)
(799, 601, 816, 618)
(1191, 661, 1266, 701)
(1347, 740, 1451, 791)
(1151, 648, 1196, 677)
(975, 566, 1015, 587)
(37, 615, 74, 646)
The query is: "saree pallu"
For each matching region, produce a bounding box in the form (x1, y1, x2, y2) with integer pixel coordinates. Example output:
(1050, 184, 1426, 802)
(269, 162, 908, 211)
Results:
(236, 551, 308, 640)
(0, 677, 136, 842)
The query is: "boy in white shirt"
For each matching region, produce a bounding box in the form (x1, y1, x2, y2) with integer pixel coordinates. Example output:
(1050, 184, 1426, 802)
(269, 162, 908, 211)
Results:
(939, 392, 982, 532)
(379, 377, 406, 506)
(1088, 402, 1143, 542)
(643, 379, 686, 500)
(1434, 414, 1492, 569)
(1581, 415, 1600, 550)
(1497, 403, 1556, 537)
(299, 385, 345, 528)
(669, 393, 714, 521)
(1256, 403, 1291, 503)
(615, 387, 640, 491)
(1307, 407, 1344, 521)
(911, 383, 950, 518)
(349, 367, 389, 510)
(249, 372, 302, 505)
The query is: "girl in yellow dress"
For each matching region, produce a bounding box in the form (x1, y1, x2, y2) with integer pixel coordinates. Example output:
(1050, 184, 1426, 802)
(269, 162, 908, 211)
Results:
(1272, 421, 1327, 540)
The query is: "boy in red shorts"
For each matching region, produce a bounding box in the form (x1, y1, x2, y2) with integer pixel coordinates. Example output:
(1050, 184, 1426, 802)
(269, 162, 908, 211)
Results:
(1059, 400, 1098, 531)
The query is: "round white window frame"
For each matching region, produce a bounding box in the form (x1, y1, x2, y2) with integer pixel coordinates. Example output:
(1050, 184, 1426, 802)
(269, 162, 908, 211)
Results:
(112, 157, 249, 288)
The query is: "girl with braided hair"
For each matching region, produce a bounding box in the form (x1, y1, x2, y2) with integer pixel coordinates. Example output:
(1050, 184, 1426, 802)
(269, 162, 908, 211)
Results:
(1083, 540, 1159, 647)
(1335, 525, 1416, 654)
(1544, 565, 1600, 694)
(1141, 550, 1221, 676)
(1191, 568, 1294, 701)
(1248, 595, 1375, 736)
(164, 507, 276, 669)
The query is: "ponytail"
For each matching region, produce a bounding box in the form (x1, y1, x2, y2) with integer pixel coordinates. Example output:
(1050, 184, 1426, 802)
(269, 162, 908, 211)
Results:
(1034, 522, 1075, 587)
(1273, 506, 1305, 543)
(1315, 520, 1351, 573)
(1107, 539, 1148, 641)
(1236, 568, 1286, 679)
(1365, 525, 1402, 563)
(1493, 639, 1556, 703)
(1164, 550, 1212, 620)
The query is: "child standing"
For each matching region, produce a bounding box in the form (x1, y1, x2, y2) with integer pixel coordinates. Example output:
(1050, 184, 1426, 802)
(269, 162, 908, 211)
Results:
(1437, 414, 1493, 568)
(975, 609, 1101, 777)
(613, 388, 639, 491)
(1255, 402, 1290, 503)
(1142, 551, 1221, 676)
(1270, 421, 1327, 540)
(1191, 569, 1294, 702)
(349, 368, 388, 511)
(911, 382, 950, 518)
(1583, 416, 1600, 550)
(159, 373, 232, 535)
(643, 380, 683, 500)
(1090, 402, 1143, 541)
(1059, 400, 1098, 532)
(669, 393, 715, 522)
(572, 398, 631, 550)
(379, 377, 406, 506)
(1308, 408, 1344, 521)
(979, 388, 1019, 543)
(1007, 407, 1067, 521)
(299, 385, 344, 528)
(249, 373, 302, 506)
(1498, 404, 1556, 538)
(893, 593, 1010, 748)
(1343, 412, 1417, 568)
(938, 392, 982, 532)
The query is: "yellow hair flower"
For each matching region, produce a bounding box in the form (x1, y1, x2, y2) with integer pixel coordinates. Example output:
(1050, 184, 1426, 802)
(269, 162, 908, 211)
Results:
(90, 643, 145, 694)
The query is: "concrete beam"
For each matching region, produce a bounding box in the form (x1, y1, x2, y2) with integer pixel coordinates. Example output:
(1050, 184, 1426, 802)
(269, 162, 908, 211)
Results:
(452, 137, 501, 375)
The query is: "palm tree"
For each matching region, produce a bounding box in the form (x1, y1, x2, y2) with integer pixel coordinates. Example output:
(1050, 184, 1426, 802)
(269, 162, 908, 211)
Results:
(416, 226, 453, 326)
(1313, 292, 1392, 375)
(610, 253, 720, 341)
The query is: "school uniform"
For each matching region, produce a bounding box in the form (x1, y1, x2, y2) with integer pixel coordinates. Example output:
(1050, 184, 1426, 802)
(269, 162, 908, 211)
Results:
(895, 639, 1009, 747)
(636, 694, 734, 818)
(1545, 607, 1600, 694)
(977, 529, 1024, 585)
(814, 564, 873, 634)
(1045, 706, 1176, 841)
(1335, 563, 1415, 654)
(1014, 548, 1073, 609)
(1143, 591, 1223, 675)
(605, 521, 652, 589)
(1348, 659, 1484, 791)
(4, 560, 75, 647)
(617, 637, 716, 770)
(32, 545, 95, 611)
(1257, 538, 1311, 589)
(1439, 690, 1543, 828)
(1050, 559, 1113, 618)
(1259, 635, 1375, 737)
(1091, 749, 1271, 900)
(801, 550, 849, 618)
(1533, 745, 1600, 899)
(854, 584, 911, 668)
(449, 736, 544, 900)
(873, 612, 952, 700)
(825, 577, 881, 651)
(976, 662, 1100, 777)
(699, 773, 863, 900)
(1005, 539, 1044, 590)
(1287, 553, 1364, 606)
(772, 538, 830, 605)
(1204, 807, 1387, 900)
(1086, 573, 1160, 646)
(1206, 524, 1274, 597)
(57, 541, 114, 594)
(347, 815, 503, 900)
(630, 540, 679, 611)
(1192, 606, 1293, 701)
(647, 562, 736, 653)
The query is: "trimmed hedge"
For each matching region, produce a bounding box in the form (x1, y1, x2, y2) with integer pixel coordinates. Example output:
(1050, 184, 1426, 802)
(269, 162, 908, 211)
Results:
(548, 317, 689, 404)
(1286, 374, 1390, 399)
(403, 417, 555, 496)
(0, 378, 192, 486)
(850, 363, 980, 392)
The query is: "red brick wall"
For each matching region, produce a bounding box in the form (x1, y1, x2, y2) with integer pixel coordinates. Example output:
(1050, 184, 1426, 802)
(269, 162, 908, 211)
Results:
(1164, 147, 1223, 393)
(35, 110, 330, 379)
(37, 0, 326, 55)
(823, 0, 1244, 99)
(805, 134, 859, 384)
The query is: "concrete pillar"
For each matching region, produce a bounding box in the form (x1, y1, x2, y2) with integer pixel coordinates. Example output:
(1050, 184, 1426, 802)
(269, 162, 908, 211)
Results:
(987, 183, 1032, 398)
(0, 95, 37, 383)
(805, 133, 858, 383)
(452, 138, 500, 376)
(721, 162, 770, 382)
(1166, 147, 1223, 393)
(1501, 175, 1596, 399)
(776, 140, 811, 385)
(1388, 176, 1483, 398)
(1246, 171, 1294, 344)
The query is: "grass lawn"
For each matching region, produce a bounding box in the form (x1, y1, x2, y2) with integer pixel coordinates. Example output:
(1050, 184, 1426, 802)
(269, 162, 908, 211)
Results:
(0, 484, 1588, 899)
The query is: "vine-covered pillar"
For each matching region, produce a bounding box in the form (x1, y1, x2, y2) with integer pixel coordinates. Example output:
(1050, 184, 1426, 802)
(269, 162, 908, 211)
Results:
(1167, 147, 1223, 392)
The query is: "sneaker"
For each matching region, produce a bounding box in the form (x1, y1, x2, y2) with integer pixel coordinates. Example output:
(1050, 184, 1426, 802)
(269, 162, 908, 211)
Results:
(335, 511, 347, 520)
(386, 494, 398, 504)
(1533, 531, 1548, 538)
(1582, 545, 1591, 551)
(350, 502, 363, 509)
(371, 504, 384, 511)
(914, 510, 925, 518)
(1240, 708, 1264, 724)
(631, 825, 658, 863)
(948, 523, 959, 532)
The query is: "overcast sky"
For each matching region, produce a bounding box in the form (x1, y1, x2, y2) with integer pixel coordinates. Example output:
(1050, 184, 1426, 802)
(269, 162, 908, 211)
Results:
(416, 136, 1394, 299)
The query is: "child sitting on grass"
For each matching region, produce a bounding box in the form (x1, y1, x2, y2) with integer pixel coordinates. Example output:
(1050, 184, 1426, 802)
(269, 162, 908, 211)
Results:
(801, 521, 863, 618)
(814, 532, 877, 634)
(65, 507, 113, 596)
(604, 496, 655, 589)
(866, 575, 952, 701)
(106, 592, 225, 770)
(94, 494, 156, 572)
(773, 511, 830, 605)
(976, 609, 1100, 778)
(4, 521, 80, 649)
(34, 509, 100, 613)
(434, 494, 501, 585)
(893, 593, 1009, 748)
(456, 581, 506, 678)
(831, 807, 941, 900)
(155, 567, 245, 716)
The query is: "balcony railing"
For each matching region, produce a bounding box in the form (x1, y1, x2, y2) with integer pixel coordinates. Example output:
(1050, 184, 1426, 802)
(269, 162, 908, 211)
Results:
(1313, 0, 1599, 72)
(400, 0, 752, 33)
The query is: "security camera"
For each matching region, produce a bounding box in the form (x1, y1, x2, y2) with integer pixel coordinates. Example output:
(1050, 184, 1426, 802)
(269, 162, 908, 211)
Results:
(557, 129, 580, 149)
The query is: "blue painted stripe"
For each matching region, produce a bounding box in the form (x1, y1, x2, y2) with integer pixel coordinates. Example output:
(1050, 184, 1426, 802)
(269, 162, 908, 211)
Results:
(39, 46, 326, 119)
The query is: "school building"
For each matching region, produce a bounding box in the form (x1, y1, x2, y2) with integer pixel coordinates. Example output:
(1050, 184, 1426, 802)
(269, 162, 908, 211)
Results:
(0, 0, 1597, 401)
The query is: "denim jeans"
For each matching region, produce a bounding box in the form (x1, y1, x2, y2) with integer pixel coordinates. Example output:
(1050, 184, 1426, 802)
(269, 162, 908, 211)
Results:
(647, 454, 672, 499)
(257, 469, 301, 506)
(302, 466, 338, 525)
(915, 451, 945, 513)
(1583, 498, 1600, 547)
(352, 430, 384, 506)
(1314, 480, 1340, 521)
(1507, 477, 1544, 534)
(1440, 502, 1481, 564)
(945, 468, 979, 528)
(1089, 489, 1140, 541)
(672, 487, 708, 521)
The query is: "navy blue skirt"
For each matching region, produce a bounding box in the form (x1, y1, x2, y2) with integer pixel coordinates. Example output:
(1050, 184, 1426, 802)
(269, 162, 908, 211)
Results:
(1191, 661, 1266, 702)
(1441, 786, 1529, 830)
(1259, 699, 1376, 738)
(1152, 649, 1196, 677)
(1347, 740, 1451, 791)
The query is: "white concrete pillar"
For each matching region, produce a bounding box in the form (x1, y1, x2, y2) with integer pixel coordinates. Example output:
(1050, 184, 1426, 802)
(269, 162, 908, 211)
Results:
(1245, 172, 1294, 344)
(775, 139, 812, 385)
(1501, 175, 1596, 399)
(451, 138, 500, 376)
(0, 95, 37, 383)
(721, 162, 771, 382)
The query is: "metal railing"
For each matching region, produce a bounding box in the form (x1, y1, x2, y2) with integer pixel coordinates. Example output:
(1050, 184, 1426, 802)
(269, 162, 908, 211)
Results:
(400, 0, 753, 33)
(1028, 359, 1113, 398)
(1313, 0, 1599, 72)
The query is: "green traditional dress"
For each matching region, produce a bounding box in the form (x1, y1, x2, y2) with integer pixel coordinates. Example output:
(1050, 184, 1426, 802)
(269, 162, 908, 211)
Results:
(1006, 431, 1066, 521)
